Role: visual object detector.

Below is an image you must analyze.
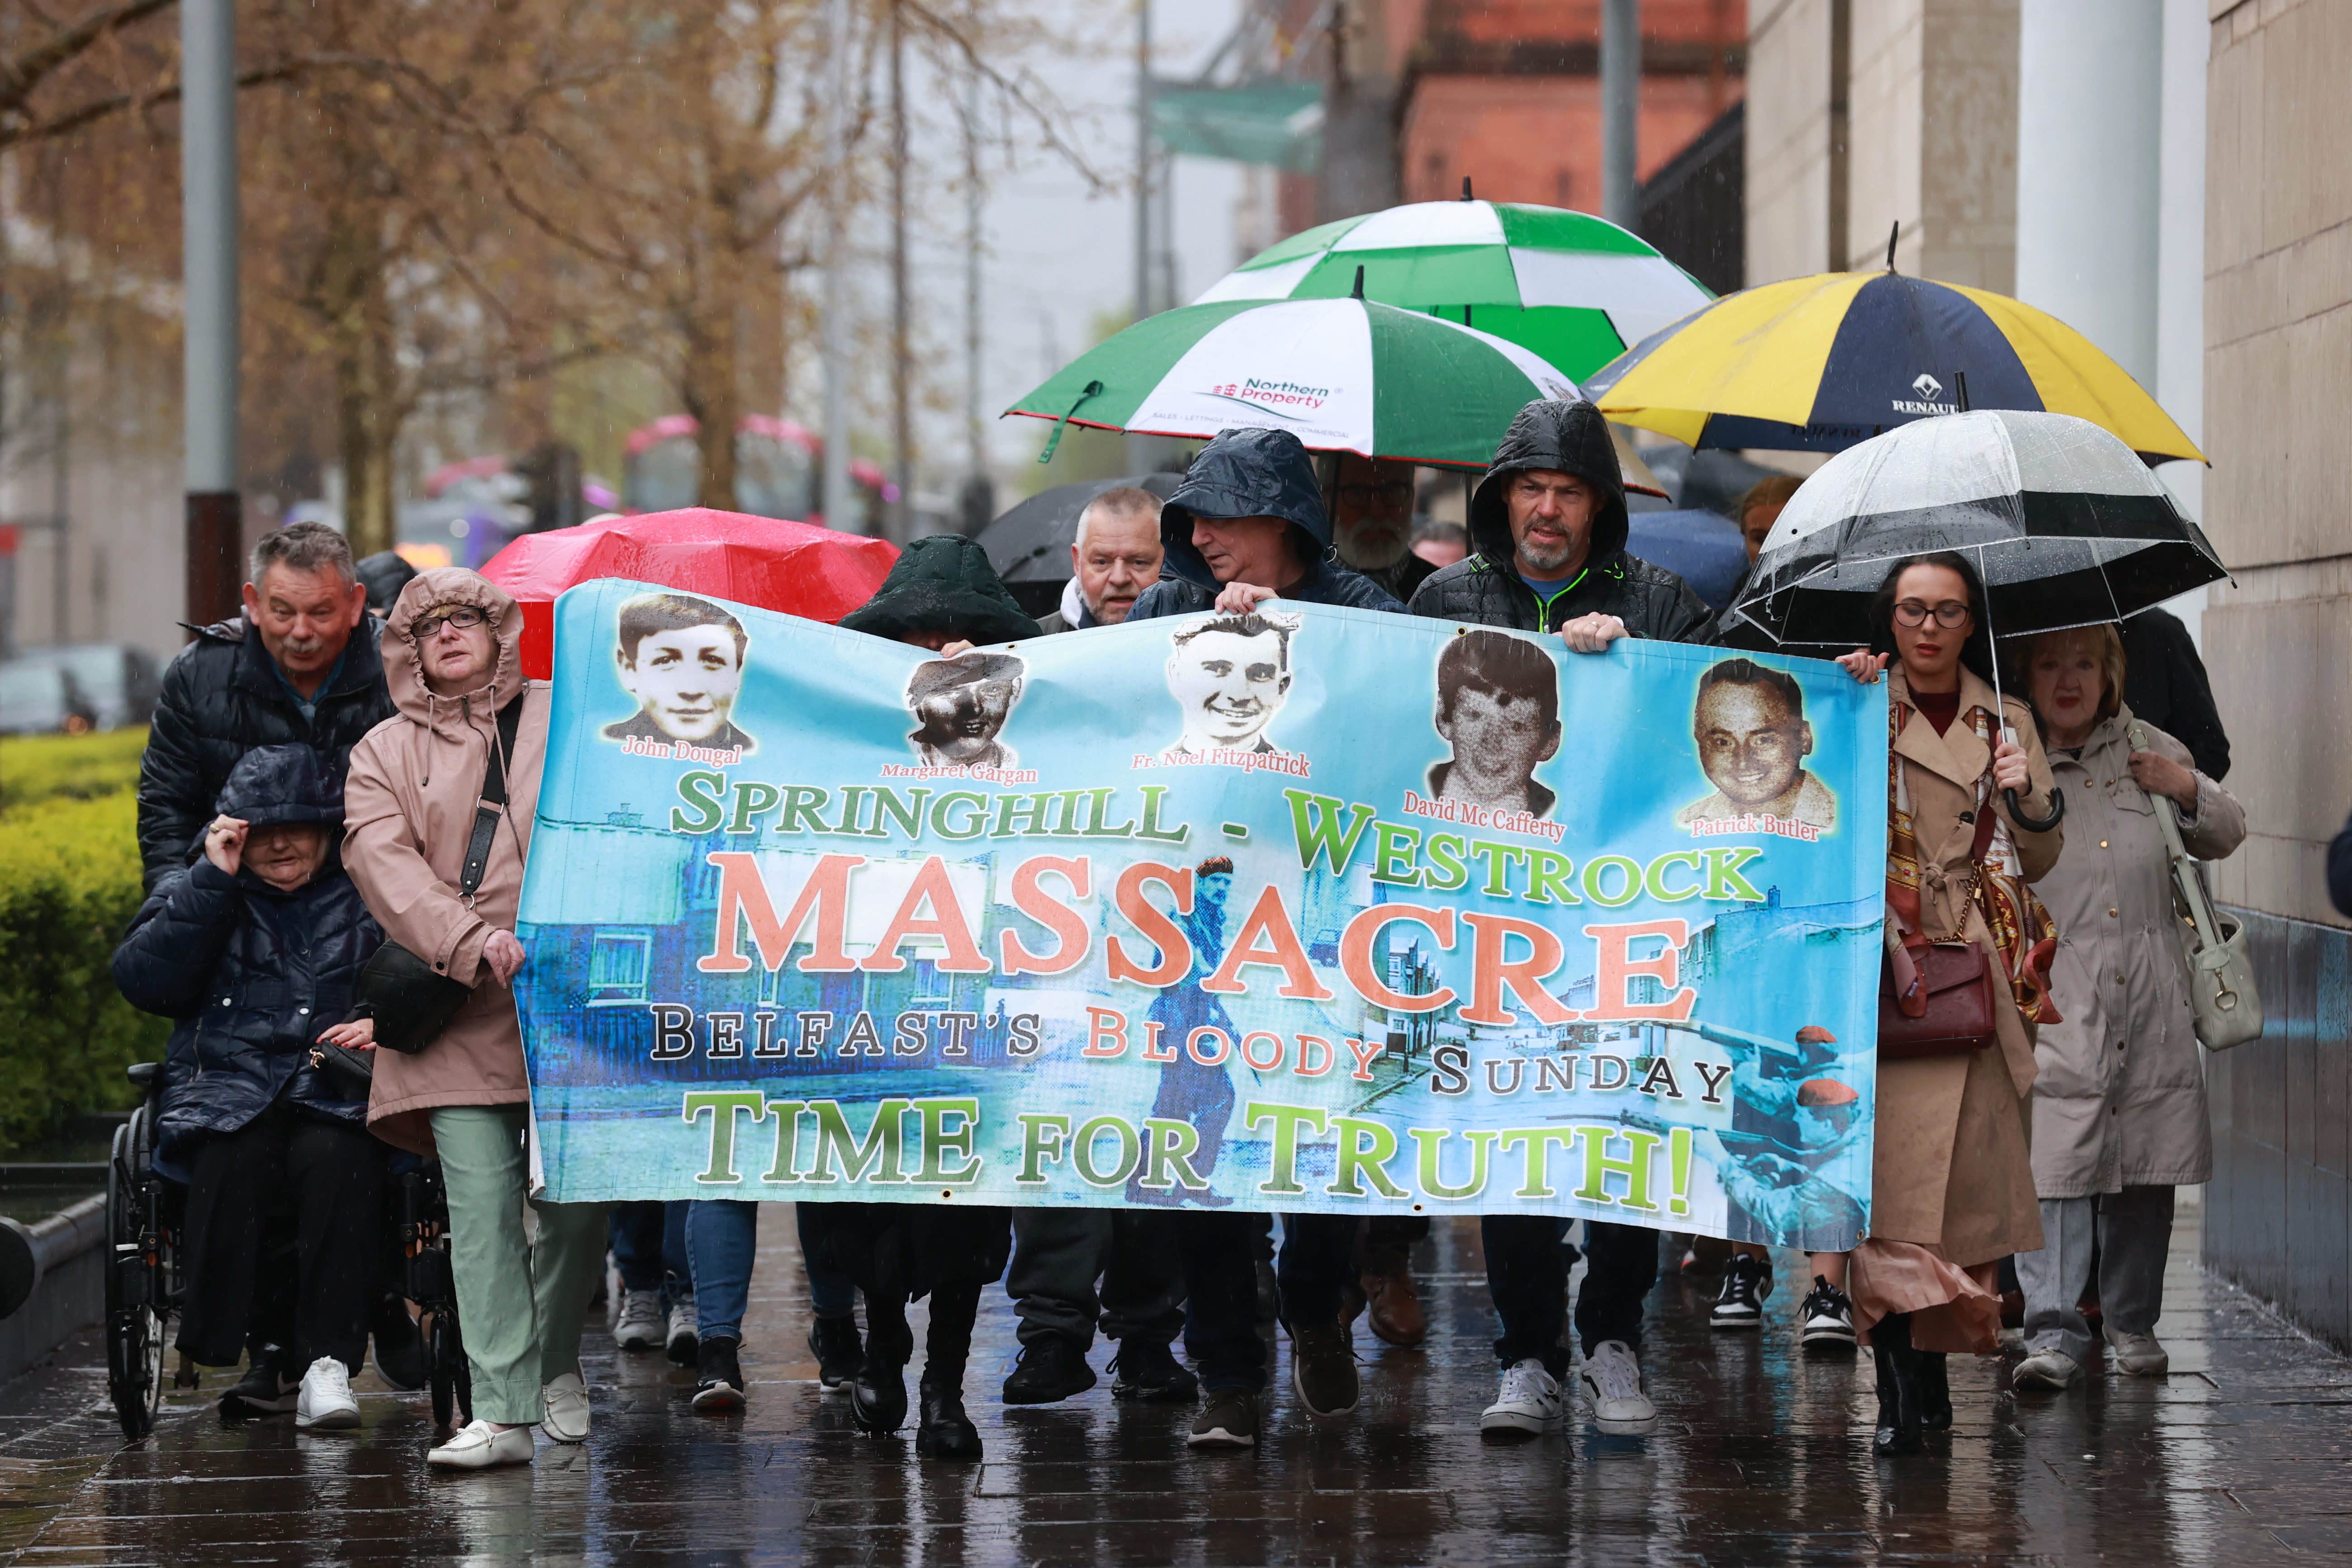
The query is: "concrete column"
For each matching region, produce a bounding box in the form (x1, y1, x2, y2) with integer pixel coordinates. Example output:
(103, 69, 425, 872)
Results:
(1601, 0, 1641, 231)
(2153, 0, 2208, 640)
(2015, 0, 2162, 388)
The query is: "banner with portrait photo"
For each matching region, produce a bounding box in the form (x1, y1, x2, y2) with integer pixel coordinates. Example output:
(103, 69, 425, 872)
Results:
(516, 578, 1890, 1248)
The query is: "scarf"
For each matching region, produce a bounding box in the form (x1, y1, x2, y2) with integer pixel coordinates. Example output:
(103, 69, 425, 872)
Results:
(1887, 696, 2062, 1027)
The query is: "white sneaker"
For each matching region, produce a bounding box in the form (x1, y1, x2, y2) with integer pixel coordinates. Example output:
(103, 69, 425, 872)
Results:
(2104, 1328, 2169, 1377)
(613, 1289, 665, 1350)
(666, 1296, 699, 1364)
(1578, 1340, 1657, 1432)
(293, 1356, 360, 1431)
(427, 1418, 535, 1469)
(541, 1371, 590, 1443)
(2013, 1347, 2082, 1390)
(1479, 1357, 1562, 1440)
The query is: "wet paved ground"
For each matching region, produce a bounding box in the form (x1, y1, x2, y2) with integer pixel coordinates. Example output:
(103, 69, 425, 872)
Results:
(3, 1189, 2351, 1563)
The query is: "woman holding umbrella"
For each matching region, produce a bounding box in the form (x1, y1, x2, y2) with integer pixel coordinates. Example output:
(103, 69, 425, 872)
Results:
(1836, 551, 2063, 1458)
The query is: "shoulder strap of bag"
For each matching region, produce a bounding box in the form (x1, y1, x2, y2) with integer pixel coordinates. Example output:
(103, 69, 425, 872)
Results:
(2128, 719, 2224, 952)
(457, 694, 526, 903)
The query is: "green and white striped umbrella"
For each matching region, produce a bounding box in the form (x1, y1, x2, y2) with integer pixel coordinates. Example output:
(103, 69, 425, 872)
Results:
(1005, 295, 1578, 470)
(1192, 199, 1712, 382)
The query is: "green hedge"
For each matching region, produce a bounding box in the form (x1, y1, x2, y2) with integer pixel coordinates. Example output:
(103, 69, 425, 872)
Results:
(0, 733, 164, 1153)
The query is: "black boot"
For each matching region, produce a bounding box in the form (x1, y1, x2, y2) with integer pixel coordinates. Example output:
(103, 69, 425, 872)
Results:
(915, 1375, 984, 1460)
(1872, 1312, 1924, 1458)
(851, 1358, 908, 1435)
(915, 1283, 982, 1460)
(1916, 1350, 1952, 1431)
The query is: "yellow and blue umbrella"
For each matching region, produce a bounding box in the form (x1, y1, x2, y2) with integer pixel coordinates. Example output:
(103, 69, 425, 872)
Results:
(1583, 271, 2203, 466)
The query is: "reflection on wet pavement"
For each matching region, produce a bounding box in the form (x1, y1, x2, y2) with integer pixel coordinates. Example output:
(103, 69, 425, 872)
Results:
(1, 1189, 2347, 1563)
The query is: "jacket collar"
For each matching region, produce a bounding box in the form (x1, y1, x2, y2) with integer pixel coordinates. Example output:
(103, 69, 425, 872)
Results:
(1889, 664, 2002, 792)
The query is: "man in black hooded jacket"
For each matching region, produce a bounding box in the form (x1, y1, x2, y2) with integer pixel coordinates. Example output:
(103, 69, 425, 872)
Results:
(1411, 398, 1714, 1442)
(1129, 427, 1403, 623)
(1123, 427, 1399, 1451)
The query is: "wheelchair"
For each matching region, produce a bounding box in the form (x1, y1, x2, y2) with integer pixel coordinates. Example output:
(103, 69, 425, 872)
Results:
(104, 1063, 470, 1436)
(105, 1062, 185, 1441)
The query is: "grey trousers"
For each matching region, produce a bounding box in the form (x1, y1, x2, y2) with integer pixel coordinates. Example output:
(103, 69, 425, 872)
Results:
(2014, 1185, 2175, 1365)
(1006, 1207, 1186, 1351)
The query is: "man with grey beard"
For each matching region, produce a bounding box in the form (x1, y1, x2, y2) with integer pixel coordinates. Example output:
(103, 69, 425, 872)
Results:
(1330, 454, 1436, 605)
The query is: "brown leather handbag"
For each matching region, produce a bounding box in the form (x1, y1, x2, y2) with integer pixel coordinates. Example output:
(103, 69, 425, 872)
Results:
(1878, 786, 2003, 1061)
(1877, 940, 1998, 1060)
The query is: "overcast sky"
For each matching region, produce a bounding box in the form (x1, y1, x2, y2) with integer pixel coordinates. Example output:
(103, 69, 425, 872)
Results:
(856, 0, 1248, 490)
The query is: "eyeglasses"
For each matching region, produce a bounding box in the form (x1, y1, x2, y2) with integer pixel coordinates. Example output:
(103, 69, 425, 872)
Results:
(1336, 482, 1413, 507)
(1892, 599, 1971, 629)
(414, 606, 488, 638)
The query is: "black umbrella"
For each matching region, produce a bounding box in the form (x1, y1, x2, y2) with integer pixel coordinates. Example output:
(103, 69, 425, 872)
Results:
(973, 473, 1184, 586)
(1727, 410, 2229, 829)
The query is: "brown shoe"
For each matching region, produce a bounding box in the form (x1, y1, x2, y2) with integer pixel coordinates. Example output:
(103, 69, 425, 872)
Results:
(1360, 1266, 1427, 1347)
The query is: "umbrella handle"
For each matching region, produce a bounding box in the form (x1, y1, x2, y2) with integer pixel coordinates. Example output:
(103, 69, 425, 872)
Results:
(2003, 786, 2065, 832)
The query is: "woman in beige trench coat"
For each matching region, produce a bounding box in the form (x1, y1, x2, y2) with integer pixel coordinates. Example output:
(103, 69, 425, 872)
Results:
(2006, 624, 2244, 1391)
(1837, 552, 2061, 1458)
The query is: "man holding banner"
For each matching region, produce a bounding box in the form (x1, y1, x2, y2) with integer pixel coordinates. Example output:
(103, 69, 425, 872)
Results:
(1128, 426, 1409, 1449)
(1409, 398, 1719, 1440)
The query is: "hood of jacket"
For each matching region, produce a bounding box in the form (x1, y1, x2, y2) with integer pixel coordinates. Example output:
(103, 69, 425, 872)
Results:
(382, 568, 527, 739)
(1158, 427, 1330, 590)
(1469, 398, 1629, 573)
(215, 742, 345, 830)
(838, 535, 1042, 644)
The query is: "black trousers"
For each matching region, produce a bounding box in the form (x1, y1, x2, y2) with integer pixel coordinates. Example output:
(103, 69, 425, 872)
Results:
(1007, 1207, 1187, 1351)
(1484, 1217, 1659, 1380)
(1178, 1210, 1359, 1392)
(178, 1104, 386, 1375)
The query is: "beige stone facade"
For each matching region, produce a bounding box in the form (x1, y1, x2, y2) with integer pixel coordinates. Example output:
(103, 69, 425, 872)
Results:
(2200, 0, 2352, 928)
(1746, 0, 2018, 288)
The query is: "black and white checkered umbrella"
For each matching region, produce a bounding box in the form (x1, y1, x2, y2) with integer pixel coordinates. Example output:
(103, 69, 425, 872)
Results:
(1726, 409, 2226, 653)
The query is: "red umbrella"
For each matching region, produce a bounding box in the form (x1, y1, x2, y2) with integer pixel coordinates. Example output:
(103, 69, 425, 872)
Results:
(480, 507, 899, 679)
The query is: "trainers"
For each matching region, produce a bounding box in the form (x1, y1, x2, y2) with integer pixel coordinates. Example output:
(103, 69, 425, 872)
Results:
(1288, 1321, 1358, 1417)
(540, 1370, 590, 1442)
(294, 1356, 360, 1431)
(666, 1296, 699, 1365)
(427, 1418, 535, 1469)
(2013, 1347, 2082, 1390)
(1712, 1253, 1770, 1330)
(1798, 1276, 1859, 1350)
(808, 1316, 863, 1392)
(232, 1346, 296, 1415)
(1578, 1341, 1656, 1432)
(1002, 1336, 1098, 1405)
(693, 1338, 746, 1412)
(1109, 1339, 1199, 1403)
(613, 1289, 665, 1351)
(1480, 1357, 1563, 1440)
(2105, 1328, 2169, 1377)
(1187, 1386, 1258, 1449)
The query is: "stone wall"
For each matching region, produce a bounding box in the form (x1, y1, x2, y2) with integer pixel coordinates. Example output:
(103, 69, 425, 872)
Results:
(2200, 0, 2352, 930)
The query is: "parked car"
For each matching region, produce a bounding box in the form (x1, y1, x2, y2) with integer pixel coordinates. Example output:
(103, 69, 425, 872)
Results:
(0, 659, 94, 735)
(0, 644, 160, 732)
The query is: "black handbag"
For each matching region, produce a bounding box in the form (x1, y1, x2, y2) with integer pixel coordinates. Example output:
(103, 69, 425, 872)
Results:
(353, 696, 524, 1057)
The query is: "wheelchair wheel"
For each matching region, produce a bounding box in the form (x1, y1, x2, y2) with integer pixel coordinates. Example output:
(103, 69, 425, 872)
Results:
(104, 1113, 165, 1442)
(427, 1311, 466, 1429)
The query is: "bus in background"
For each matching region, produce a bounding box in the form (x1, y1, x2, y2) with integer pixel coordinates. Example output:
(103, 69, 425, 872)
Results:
(621, 414, 891, 532)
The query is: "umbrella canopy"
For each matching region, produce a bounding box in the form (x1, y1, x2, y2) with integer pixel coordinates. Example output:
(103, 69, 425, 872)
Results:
(480, 508, 898, 679)
(1005, 296, 1577, 470)
(1191, 199, 1712, 381)
(974, 473, 1184, 586)
(1726, 411, 2226, 652)
(1583, 271, 2205, 466)
(1624, 510, 1751, 611)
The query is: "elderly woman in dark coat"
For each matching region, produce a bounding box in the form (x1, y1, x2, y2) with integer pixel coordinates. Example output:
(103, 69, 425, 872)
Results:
(112, 745, 386, 1431)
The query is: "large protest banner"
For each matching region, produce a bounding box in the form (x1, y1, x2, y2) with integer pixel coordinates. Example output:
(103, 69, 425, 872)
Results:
(516, 579, 1888, 1249)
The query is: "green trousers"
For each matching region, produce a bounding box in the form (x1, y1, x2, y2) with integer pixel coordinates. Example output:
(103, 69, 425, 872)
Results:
(431, 1105, 609, 1426)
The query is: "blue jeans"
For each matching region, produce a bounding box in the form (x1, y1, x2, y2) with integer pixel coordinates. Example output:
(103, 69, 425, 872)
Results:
(795, 1204, 858, 1319)
(610, 1201, 689, 1306)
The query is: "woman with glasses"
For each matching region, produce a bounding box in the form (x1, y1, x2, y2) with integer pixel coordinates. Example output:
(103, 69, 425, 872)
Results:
(344, 570, 609, 1469)
(1834, 551, 2063, 1457)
